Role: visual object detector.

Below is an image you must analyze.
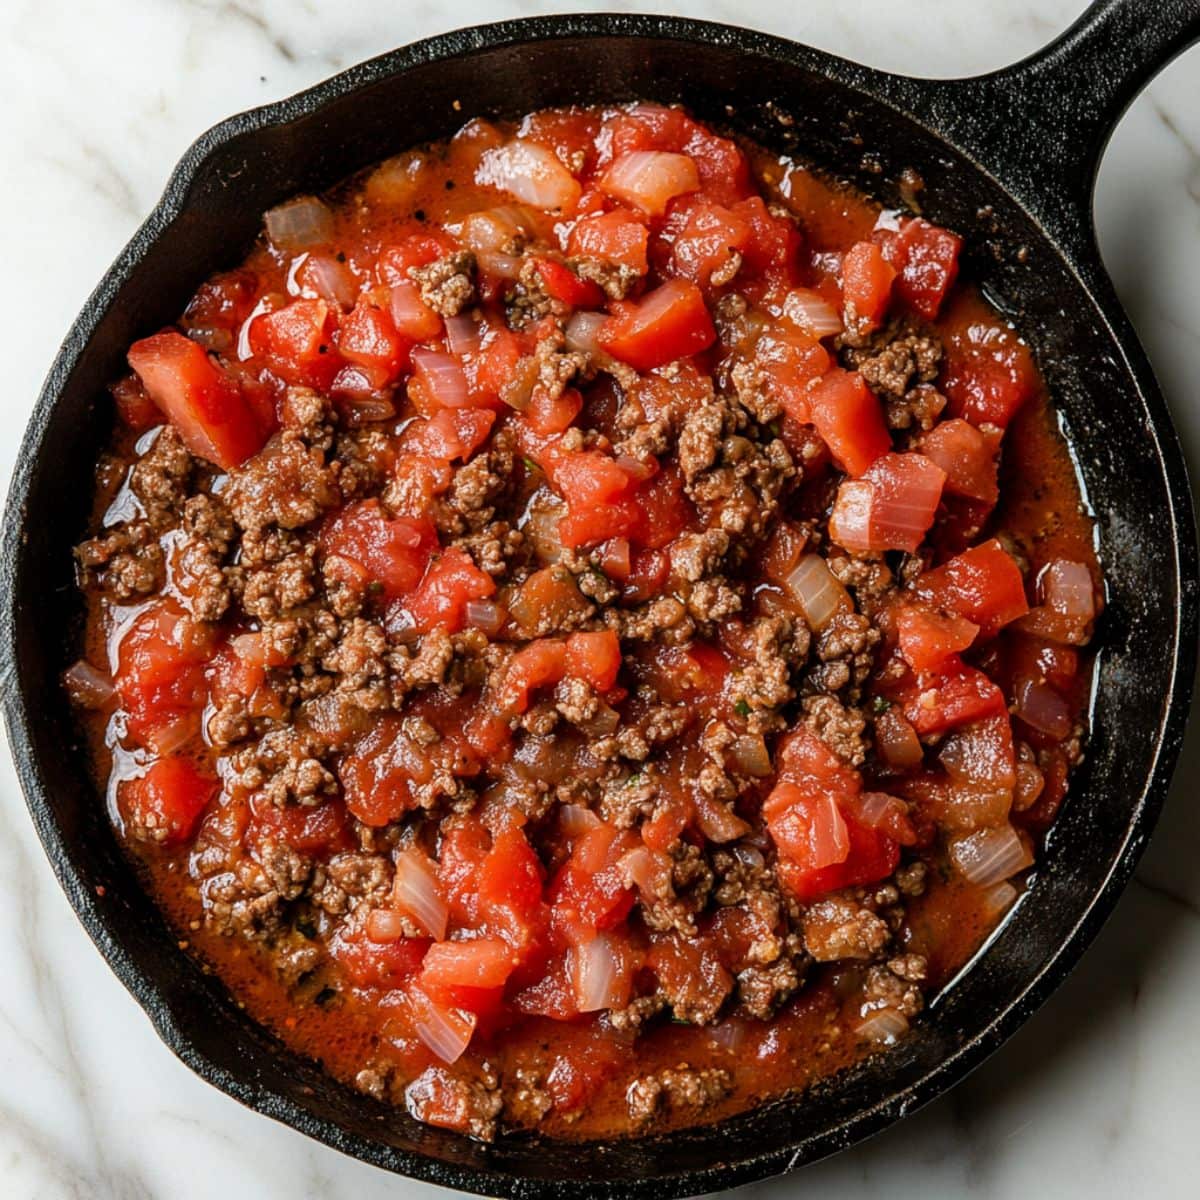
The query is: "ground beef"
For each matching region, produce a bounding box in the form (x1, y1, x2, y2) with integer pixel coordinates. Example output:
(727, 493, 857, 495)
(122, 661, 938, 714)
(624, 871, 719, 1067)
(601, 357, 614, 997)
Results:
(802, 694, 868, 766)
(406, 1066, 502, 1141)
(841, 321, 942, 399)
(409, 250, 476, 317)
(570, 254, 642, 299)
(802, 894, 890, 961)
(129, 426, 194, 528)
(861, 958, 927, 1018)
(309, 852, 392, 915)
(200, 840, 312, 939)
(223, 432, 340, 533)
(626, 1065, 732, 1129)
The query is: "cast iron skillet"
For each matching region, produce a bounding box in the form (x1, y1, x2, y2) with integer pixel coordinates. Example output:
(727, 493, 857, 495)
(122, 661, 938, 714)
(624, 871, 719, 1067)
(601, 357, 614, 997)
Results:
(3, 1, 1199, 1196)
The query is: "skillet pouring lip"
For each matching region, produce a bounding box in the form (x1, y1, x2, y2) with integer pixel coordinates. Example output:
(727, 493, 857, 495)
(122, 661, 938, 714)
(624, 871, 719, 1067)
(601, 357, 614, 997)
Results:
(2, 13, 1197, 1199)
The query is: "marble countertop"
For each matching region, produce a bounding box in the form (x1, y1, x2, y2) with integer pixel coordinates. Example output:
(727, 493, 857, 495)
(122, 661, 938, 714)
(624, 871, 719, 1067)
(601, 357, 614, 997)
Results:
(2, 1, 1198, 1197)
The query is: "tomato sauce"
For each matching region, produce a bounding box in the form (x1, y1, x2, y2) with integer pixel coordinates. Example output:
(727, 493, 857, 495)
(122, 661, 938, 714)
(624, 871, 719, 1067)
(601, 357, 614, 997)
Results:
(69, 103, 1100, 1141)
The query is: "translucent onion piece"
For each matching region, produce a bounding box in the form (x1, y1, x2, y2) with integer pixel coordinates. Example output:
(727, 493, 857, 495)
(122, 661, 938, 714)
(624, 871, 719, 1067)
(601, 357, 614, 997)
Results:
(782, 287, 843, 337)
(978, 879, 1020, 922)
(392, 847, 448, 940)
(524, 499, 566, 564)
(572, 933, 622, 1012)
(1013, 758, 1045, 812)
(947, 825, 1033, 887)
(1013, 677, 1072, 739)
(444, 314, 483, 357)
(730, 734, 772, 777)
(299, 253, 357, 310)
(732, 843, 765, 870)
(694, 795, 752, 843)
(146, 715, 197, 756)
(339, 393, 396, 425)
(63, 659, 115, 709)
(410, 348, 469, 409)
(477, 140, 582, 211)
(465, 599, 507, 637)
(500, 356, 539, 412)
(618, 846, 672, 895)
(389, 281, 440, 340)
(365, 908, 409, 943)
(264, 195, 333, 251)
(828, 480, 875, 553)
(854, 791, 908, 832)
(559, 803, 602, 836)
(601, 151, 700, 216)
(786, 554, 850, 632)
(708, 1020, 746, 1052)
(413, 998, 476, 1063)
(476, 250, 525, 280)
(874, 709, 924, 770)
(565, 311, 608, 355)
(461, 206, 533, 255)
(855, 1007, 910, 1045)
(576, 701, 621, 738)
(1040, 559, 1095, 620)
(939, 720, 1016, 790)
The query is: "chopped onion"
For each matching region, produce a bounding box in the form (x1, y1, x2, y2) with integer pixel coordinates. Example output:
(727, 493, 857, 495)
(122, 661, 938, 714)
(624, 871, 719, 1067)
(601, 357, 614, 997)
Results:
(500, 356, 539, 412)
(413, 997, 476, 1063)
(392, 847, 448, 940)
(1013, 757, 1045, 812)
(565, 311, 608, 355)
(978, 879, 1019, 922)
(444, 313, 482, 357)
(389, 281, 442, 341)
(785, 554, 850, 631)
(560, 803, 602, 836)
(730, 734, 772, 777)
(939, 720, 1015, 790)
(410, 348, 470, 409)
(828, 480, 875, 553)
(853, 791, 909, 834)
(577, 701, 621, 738)
(337, 392, 396, 426)
(296, 252, 357, 310)
(782, 288, 843, 337)
(264, 195, 333, 251)
(365, 908, 410, 943)
(618, 846, 673, 895)
(145, 714, 197, 756)
(600, 151, 700, 217)
(477, 140, 582, 211)
(855, 1007, 909, 1045)
(733, 843, 765, 869)
(1040, 559, 1095, 620)
(708, 1020, 746, 1052)
(874, 709, 924, 770)
(476, 251, 525, 281)
(1013, 677, 1072, 739)
(947, 825, 1033, 887)
(572, 933, 623, 1012)
(63, 659, 115, 709)
(465, 599, 507, 636)
(461, 206, 533, 255)
(694, 795, 752, 843)
(614, 454, 656, 483)
(523, 498, 565, 564)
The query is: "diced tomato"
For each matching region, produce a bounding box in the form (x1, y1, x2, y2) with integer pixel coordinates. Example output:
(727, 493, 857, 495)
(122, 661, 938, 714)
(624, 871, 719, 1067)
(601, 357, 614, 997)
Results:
(438, 815, 492, 928)
(530, 257, 605, 308)
(901, 660, 1008, 736)
(777, 817, 901, 901)
(128, 332, 266, 469)
(548, 823, 636, 945)
(567, 209, 649, 274)
(647, 932, 732, 1016)
(249, 796, 350, 856)
(544, 1032, 632, 1110)
(121, 756, 216, 846)
(879, 217, 961, 320)
(919, 418, 1000, 504)
(478, 826, 545, 948)
(527, 385, 583, 436)
(405, 547, 496, 634)
(912, 538, 1029, 637)
(115, 599, 217, 745)
(498, 639, 568, 714)
(337, 298, 410, 382)
(565, 630, 622, 692)
(376, 233, 454, 285)
(247, 298, 341, 390)
(730, 196, 801, 286)
(668, 199, 751, 288)
(400, 408, 496, 463)
(941, 298, 1037, 428)
(631, 463, 692, 549)
(829, 451, 946, 553)
(320, 500, 438, 601)
(387, 454, 453, 520)
(599, 280, 715, 372)
(761, 329, 831, 423)
(841, 240, 895, 329)
(332, 927, 430, 990)
(763, 781, 850, 869)
(896, 604, 979, 673)
(807, 369, 892, 476)
(420, 937, 517, 1000)
(339, 717, 429, 826)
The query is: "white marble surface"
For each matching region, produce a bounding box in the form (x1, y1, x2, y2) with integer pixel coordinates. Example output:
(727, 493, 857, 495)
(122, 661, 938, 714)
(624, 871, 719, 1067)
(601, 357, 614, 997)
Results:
(2, 1, 1199, 1197)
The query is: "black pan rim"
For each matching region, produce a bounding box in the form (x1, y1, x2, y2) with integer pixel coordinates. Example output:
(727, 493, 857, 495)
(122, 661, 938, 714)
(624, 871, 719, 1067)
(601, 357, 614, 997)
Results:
(2, 13, 1197, 1199)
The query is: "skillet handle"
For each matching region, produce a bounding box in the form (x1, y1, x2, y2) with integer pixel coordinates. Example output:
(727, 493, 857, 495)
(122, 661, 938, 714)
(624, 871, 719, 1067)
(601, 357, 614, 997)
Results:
(892, 0, 1200, 260)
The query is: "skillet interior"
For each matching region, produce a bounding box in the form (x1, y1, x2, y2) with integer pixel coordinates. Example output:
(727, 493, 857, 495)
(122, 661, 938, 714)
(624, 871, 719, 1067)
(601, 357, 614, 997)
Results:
(2, 18, 1194, 1200)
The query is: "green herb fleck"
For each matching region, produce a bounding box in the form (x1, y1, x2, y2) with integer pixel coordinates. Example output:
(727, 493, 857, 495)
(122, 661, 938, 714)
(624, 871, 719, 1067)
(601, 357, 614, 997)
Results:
(522, 457, 540, 473)
(367, 580, 385, 597)
(625, 773, 645, 788)
(734, 698, 752, 719)
(768, 419, 783, 438)
(870, 695, 892, 716)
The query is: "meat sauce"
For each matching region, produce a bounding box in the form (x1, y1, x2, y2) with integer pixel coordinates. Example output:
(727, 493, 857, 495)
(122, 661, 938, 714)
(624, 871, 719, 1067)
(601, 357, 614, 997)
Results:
(68, 103, 1100, 1142)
